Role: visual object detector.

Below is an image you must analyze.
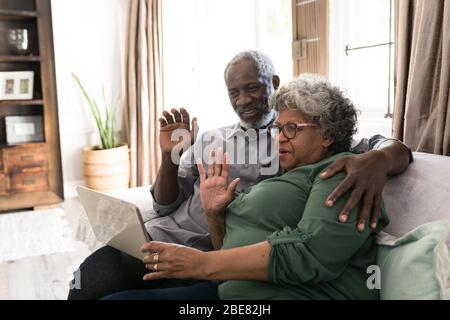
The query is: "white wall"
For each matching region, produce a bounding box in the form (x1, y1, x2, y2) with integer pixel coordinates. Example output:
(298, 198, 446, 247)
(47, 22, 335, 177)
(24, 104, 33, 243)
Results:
(51, 0, 130, 198)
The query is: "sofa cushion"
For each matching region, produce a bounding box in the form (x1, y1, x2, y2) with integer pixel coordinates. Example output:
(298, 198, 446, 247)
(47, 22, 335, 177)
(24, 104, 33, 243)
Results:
(376, 220, 450, 300)
(383, 152, 450, 248)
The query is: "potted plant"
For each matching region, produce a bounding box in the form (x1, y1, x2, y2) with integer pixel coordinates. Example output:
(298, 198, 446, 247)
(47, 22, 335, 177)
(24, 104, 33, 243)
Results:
(72, 73, 130, 192)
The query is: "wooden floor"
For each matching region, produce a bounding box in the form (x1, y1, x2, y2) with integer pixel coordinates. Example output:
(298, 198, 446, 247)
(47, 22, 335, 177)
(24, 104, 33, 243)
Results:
(0, 198, 93, 300)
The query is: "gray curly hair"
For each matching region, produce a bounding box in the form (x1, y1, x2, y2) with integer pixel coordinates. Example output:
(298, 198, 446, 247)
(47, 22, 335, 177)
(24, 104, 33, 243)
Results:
(269, 74, 358, 154)
(224, 50, 276, 91)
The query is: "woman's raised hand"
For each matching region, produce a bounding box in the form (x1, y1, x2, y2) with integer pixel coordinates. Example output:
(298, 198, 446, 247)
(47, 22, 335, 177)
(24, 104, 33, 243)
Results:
(196, 148, 240, 217)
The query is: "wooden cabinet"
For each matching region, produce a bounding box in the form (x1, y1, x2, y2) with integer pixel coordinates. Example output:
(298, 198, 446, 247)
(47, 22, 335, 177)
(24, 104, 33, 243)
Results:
(0, 172, 9, 195)
(2, 143, 49, 194)
(2, 143, 48, 172)
(0, 0, 63, 211)
(10, 171, 49, 193)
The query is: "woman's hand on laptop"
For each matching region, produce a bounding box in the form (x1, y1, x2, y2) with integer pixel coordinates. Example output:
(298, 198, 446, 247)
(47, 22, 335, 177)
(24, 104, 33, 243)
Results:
(141, 241, 208, 281)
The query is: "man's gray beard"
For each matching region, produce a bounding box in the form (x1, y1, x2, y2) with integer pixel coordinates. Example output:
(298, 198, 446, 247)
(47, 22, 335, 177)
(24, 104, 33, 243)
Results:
(239, 109, 276, 130)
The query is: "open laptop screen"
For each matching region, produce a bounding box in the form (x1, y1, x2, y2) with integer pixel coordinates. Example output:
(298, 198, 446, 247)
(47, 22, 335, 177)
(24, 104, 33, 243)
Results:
(77, 186, 150, 259)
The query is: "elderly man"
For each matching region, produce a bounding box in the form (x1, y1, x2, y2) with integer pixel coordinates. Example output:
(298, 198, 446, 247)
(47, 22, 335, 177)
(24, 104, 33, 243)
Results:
(68, 50, 411, 300)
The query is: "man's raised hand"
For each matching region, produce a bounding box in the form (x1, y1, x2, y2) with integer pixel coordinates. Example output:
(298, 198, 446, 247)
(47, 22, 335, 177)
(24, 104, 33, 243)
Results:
(159, 108, 198, 156)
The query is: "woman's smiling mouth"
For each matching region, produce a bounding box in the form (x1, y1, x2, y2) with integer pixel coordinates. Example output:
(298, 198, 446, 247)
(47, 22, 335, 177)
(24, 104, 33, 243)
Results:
(279, 148, 290, 158)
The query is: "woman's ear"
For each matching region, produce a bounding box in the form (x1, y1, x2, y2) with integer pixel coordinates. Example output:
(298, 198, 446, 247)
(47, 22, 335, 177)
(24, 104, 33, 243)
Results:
(321, 136, 334, 148)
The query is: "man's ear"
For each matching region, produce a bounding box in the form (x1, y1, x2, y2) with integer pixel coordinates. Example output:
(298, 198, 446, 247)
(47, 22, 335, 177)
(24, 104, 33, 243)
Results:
(272, 75, 280, 90)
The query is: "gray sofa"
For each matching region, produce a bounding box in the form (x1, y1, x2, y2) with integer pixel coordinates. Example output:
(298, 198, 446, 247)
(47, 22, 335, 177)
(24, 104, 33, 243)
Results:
(76, 151, 450, 251)
(382, 152, 450, 249)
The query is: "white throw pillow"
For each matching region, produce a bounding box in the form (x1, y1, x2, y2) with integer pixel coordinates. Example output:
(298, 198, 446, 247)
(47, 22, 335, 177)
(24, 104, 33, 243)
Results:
(376, 220, 450, 300)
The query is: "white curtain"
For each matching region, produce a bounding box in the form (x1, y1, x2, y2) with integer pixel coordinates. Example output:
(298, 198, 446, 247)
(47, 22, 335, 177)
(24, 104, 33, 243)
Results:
(125, 0, 164, 186)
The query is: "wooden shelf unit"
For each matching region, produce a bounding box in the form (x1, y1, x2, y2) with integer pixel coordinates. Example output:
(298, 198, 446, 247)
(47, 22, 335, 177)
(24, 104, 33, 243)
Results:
(0, 55, 40, 62)
(0, 99, 43, 106)
(0, 9, 37, 20)
(0, 0, 63, 212)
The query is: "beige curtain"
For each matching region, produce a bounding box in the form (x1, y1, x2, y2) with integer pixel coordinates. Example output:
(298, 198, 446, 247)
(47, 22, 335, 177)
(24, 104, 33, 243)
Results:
(393, 0, 450, 155)
(125, 0, 164, 186)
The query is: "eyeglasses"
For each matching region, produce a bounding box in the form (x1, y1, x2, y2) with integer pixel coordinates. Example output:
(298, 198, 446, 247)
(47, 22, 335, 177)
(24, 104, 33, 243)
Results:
(268, 122, 319, 140)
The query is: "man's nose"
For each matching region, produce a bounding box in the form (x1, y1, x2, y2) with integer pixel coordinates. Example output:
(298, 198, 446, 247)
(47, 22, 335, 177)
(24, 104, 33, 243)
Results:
(235, 92, 252, 107)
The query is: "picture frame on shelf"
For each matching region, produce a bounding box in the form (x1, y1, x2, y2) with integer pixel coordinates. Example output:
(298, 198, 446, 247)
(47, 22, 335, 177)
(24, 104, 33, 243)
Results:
(0, 71, 34, 100)
(5, 115, 44, 145)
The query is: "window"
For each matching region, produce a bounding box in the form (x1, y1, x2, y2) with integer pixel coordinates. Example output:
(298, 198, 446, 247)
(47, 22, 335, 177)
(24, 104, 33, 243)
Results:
(329, 0, 395, 139)
(162, 0, 292, 133)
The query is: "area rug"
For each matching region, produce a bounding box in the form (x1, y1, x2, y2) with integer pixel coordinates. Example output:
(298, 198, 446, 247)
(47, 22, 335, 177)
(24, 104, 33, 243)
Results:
(0, 208, 75, 262)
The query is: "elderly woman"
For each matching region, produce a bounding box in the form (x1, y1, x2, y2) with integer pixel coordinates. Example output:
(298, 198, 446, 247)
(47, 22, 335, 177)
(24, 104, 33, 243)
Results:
(103, 75, 389, 300)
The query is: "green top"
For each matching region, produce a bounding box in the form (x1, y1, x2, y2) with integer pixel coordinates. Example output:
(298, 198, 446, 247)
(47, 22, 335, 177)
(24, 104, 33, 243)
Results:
(219, 152, 389, 300)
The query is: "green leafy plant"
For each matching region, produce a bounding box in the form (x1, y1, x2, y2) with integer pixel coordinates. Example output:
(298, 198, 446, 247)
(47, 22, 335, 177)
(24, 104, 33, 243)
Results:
(72, 73, 120, 150)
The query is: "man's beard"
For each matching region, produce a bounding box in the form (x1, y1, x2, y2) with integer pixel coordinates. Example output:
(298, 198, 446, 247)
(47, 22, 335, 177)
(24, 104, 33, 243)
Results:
(236, 103, 276, 130)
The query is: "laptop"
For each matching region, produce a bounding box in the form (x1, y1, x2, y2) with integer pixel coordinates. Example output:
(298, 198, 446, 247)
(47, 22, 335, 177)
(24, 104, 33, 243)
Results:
(76, 186, 150, 259)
